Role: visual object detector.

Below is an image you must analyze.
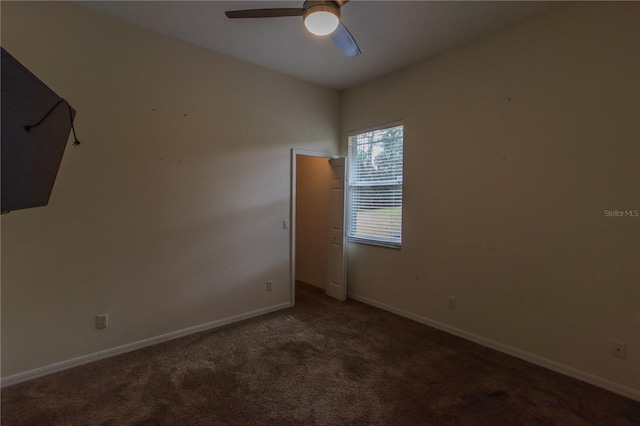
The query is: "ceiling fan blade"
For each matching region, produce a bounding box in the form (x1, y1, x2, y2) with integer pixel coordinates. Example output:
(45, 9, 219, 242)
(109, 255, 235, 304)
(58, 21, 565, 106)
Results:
(225, 8, 304, 19)
(330, 22, 361, 58)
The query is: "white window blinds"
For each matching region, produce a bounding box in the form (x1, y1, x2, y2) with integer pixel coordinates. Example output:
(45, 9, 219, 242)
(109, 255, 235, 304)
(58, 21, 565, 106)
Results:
(348, 124, 403, 247)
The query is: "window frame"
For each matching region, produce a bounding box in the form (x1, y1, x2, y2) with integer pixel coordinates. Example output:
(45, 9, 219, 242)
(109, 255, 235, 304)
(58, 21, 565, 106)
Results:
(346, 121, 404, 249)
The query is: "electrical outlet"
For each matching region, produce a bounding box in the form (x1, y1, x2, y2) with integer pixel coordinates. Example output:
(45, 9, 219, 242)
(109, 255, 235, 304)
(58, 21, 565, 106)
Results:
(96, 314, 108, 329)
(448, 296, 456, 309)
(266, 280, 273, 291)
(612, 341, 627, 359)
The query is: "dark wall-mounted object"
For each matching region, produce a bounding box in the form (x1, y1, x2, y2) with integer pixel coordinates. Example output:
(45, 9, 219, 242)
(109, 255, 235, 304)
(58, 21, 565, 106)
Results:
(1, 47, 75, 213)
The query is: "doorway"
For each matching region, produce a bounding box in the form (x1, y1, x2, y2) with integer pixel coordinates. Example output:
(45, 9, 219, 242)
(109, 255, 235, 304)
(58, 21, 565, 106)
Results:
(290, 150, 346, 305)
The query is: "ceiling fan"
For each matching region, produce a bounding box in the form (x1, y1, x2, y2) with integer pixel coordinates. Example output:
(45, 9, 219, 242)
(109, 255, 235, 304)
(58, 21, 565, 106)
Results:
(225, 1, 361, 58)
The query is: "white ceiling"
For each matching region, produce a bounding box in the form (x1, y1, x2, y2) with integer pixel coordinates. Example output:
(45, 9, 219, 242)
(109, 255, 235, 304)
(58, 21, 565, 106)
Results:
(78, 1, 564, 90)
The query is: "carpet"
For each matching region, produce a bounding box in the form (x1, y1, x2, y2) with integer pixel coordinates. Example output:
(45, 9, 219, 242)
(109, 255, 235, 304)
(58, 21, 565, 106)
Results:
(2, 282, 639, 425)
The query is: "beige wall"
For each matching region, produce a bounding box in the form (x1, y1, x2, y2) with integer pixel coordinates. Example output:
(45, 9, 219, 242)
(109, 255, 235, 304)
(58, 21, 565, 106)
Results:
(341, 2, 639, 397)
(1, 0, 638, 400)
(0, 1, 339, 378)
(295, 155, 332, 289)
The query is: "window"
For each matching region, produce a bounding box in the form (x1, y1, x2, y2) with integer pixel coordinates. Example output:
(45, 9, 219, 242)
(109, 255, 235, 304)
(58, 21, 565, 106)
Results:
(347, 123, 403, 248)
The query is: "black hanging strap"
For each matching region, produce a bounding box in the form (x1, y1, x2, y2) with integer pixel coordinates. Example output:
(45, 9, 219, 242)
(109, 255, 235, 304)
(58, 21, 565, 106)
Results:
(24, 98, 81, 146)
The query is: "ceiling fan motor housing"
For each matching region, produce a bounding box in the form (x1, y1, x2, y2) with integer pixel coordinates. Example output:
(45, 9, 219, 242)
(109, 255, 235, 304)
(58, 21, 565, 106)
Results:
(303, 2, 341, 19)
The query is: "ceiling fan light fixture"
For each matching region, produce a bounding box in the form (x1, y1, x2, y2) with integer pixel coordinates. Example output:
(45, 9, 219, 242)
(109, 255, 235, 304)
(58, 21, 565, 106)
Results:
(304, 5, 340, 36)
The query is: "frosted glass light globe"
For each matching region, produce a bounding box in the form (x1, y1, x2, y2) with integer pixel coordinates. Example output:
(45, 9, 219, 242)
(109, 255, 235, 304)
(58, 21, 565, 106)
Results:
(304, 9, 339, 36)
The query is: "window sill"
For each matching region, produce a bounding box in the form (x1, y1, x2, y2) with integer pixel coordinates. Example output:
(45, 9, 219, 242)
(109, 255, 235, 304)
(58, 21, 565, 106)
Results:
(347, 237, 401, 249)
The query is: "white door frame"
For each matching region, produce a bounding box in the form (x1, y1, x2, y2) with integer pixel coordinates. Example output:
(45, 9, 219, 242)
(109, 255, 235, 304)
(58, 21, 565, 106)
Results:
(290, 149, 340, 306)
(326, 157, 348, 301)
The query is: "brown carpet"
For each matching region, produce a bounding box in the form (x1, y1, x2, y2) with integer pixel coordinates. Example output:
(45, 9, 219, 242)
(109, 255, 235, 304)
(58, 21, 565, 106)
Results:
(2, 282, 639, 425)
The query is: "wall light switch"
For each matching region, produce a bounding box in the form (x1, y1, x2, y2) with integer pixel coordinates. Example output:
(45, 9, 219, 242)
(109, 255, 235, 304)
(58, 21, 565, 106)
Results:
(283, 219, 289, 229)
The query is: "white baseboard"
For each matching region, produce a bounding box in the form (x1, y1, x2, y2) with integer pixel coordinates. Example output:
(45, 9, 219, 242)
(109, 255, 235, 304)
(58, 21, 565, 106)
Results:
(1, 302, 292, 388)
(347, 292, 640, 402)
(295, 276, 324, 290)
(295, 275, 316, 287)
